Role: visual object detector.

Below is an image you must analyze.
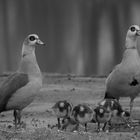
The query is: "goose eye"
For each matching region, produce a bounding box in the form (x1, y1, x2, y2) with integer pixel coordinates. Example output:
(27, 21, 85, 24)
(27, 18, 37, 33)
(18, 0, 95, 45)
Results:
(29, 36, 36, 41)
(130, 27, 136, 32)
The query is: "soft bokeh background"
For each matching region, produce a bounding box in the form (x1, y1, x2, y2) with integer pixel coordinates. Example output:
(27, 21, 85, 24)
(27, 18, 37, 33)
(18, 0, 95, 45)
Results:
(0, 0, 140, 75)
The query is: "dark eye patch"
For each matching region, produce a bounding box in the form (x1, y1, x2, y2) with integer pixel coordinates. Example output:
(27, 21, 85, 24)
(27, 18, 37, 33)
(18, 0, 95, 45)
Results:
(130, 26, 136, 32)
(29, 36, 36, 41)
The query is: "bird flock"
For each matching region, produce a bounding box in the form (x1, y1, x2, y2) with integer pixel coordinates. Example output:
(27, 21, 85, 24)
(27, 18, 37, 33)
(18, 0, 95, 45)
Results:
(52, 25, 140, 133)
(0, 25, 139, 134)
(52, 99, 131, 133)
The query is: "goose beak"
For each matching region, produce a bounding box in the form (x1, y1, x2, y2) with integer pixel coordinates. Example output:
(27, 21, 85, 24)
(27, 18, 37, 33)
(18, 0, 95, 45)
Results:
(136, 30, 140, 36)
(36, 39, 46, 46)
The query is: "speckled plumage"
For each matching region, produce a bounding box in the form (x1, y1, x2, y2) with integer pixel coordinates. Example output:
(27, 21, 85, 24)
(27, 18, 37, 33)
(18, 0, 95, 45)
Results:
(52, 100, 73, 129)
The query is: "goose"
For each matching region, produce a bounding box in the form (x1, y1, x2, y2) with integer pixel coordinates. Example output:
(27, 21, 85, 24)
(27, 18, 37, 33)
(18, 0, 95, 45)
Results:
(0, 34, 45, 128)
(105, 25, 140, 117)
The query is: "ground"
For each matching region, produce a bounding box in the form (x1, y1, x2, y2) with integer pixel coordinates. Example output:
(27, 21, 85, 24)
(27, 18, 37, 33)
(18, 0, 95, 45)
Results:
(0, 74, 140, 139)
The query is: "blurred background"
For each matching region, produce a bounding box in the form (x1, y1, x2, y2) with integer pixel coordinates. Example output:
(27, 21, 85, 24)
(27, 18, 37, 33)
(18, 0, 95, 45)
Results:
(0, 0, 140, 76)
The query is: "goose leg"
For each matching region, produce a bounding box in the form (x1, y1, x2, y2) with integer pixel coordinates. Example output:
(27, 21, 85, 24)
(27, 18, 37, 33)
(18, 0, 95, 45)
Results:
(13, 110, 18, 129)
(97, 122, 101, 132)
(84, 123, 87, 132)
(130, 98, 134, 118)
(57, 118, 61, 129)
(17, 110, 21, 125)
(102, 122, 107, 131)
(13, 110, 22, 129)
